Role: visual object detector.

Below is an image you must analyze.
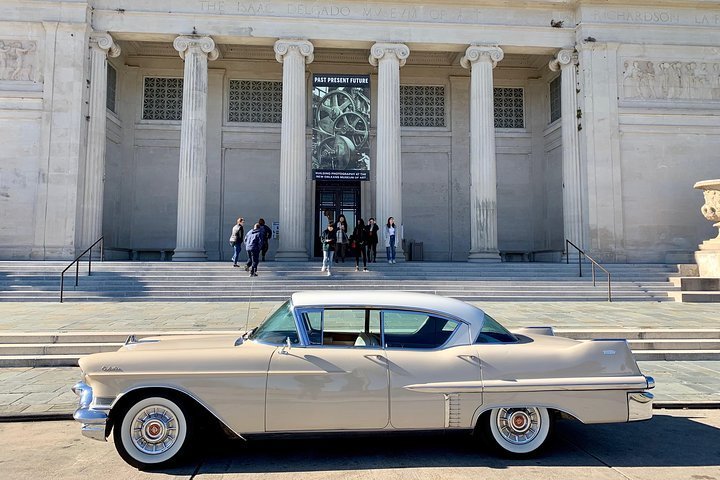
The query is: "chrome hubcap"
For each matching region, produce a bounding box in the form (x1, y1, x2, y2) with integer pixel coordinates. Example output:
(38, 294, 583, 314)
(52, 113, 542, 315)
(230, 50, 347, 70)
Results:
(130, 406, 179, 455)
(496, 407, 541, 445)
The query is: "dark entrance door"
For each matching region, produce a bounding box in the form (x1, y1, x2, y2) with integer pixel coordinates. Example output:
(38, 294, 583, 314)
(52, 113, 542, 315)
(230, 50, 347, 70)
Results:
(314, 182, 361, 257)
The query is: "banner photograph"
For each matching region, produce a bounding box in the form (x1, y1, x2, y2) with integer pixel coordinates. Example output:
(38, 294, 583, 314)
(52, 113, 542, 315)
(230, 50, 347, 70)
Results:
(311, 74, 371, 181)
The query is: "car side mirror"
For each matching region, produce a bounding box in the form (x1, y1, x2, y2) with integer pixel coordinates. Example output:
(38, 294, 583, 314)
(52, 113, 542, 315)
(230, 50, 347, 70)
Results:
(280, 336, 292, 354)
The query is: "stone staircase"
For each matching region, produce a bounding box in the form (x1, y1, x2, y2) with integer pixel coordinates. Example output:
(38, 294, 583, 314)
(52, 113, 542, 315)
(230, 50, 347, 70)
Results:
(0, 261, 679, 302)
(1, 328, 718, 367)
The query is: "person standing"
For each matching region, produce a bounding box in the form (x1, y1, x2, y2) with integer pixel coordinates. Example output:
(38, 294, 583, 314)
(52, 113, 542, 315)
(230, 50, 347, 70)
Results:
(384, 216, 400, 264)
(366, 217, 379, 263)
(320, 223, 336, 276)
(258, 218, 273, 261)
(229, 217, 245, 267)
(244, 223, 265, 277)
(352, 218, 369, 272)
(334, 214, 349, 263)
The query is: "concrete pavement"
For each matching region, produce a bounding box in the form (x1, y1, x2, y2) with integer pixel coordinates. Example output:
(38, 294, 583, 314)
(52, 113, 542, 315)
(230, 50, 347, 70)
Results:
(1, 410, 719, 479)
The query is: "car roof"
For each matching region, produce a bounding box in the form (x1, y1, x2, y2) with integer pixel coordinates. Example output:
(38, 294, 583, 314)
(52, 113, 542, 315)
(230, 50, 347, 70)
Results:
(290, 291, 486, 326)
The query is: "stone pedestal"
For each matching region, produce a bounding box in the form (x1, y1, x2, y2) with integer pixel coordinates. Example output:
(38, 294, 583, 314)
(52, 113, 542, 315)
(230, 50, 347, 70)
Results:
(172, 36, 218, 261)
(694, 179, 720, 277)
(274, 39, 314, 261)
(461, 45, 503, 262)
(79, 33, 120, 251)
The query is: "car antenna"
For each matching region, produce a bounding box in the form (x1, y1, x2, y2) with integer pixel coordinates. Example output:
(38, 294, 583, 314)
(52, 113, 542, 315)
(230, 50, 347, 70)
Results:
(244, 273, 254, 333)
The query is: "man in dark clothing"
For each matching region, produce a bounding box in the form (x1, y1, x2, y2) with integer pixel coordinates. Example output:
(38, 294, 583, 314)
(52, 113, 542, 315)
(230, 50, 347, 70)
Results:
(258, 218, 273, 261)
(244, 223, 265, 277)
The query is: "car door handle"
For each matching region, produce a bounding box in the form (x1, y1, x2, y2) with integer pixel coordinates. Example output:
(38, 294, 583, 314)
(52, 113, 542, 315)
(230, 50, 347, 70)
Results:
(458, 354, 479, 362)
(364, 354, 386, 362)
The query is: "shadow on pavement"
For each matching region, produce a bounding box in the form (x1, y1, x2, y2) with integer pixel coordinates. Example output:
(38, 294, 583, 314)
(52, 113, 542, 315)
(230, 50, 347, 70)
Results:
(161, 413, 720, 474)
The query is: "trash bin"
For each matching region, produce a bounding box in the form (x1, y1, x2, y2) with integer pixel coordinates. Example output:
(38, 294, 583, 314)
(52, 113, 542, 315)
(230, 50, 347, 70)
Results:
(412, 242, 423, 261)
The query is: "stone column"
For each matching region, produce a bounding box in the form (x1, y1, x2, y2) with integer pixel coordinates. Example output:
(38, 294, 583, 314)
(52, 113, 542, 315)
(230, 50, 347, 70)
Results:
(79, 33, 120, 251)
(461, 45, 503, 262)
(550, 49, 584, 251)
(274, 39, 314, 261)
(172, 36, 218, 261)
(370, 43, 409, 260)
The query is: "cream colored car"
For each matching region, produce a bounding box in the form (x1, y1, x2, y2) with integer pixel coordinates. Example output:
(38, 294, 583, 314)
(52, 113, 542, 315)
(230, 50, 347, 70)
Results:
(72, 291, 654, 469)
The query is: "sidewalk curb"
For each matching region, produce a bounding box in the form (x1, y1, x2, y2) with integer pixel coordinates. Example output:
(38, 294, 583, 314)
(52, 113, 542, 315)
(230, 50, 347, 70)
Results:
(1, 403, 719, 423)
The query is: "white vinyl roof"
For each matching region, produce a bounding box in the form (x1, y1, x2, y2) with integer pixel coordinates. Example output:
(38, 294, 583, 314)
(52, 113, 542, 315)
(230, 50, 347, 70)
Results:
(290, 291, 486, 327)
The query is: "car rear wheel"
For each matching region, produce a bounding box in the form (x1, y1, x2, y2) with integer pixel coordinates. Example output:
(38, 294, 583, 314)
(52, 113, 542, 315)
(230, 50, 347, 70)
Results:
(484, 407, 552, 456)
(113, 395, 192, 469)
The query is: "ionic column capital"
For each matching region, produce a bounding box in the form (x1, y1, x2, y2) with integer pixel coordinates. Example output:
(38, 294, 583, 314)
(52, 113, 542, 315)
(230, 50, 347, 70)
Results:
(369, 43, 410, 67)
(274, 39, 314, 64)
(460, 45, 504, 69)
(549, 48, 578, 72)
(173, 35, 219, 61)
(89, 32, 121, 58)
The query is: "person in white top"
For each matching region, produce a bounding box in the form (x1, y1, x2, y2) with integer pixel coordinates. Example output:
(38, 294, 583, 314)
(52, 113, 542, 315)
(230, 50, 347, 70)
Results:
(383, 216, 400, 264)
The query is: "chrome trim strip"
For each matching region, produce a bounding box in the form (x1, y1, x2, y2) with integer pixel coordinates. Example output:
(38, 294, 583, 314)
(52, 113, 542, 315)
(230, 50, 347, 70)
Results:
(646, 376, 655, 389)
(443, 394, 450, 428)
(404, 376, 649, 394)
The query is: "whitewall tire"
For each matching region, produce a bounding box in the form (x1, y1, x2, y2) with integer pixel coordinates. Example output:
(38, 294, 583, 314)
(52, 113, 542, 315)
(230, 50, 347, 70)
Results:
(114, 396, 191, 469)
(485, 407, 552, 456)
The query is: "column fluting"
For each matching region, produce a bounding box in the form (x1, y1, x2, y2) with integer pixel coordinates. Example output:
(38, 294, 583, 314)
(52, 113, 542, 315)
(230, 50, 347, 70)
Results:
(370, 43, 409, 260)
(550, 49, 584, 250)
(461, 45, 503, 262)
(274, 39, 314, 261)
(80, 33, 120, 251)
(172, 36, 218, 261)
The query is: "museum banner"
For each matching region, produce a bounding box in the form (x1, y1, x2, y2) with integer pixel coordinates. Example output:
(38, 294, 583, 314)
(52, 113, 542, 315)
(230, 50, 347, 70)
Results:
(312, 74, 370, 181)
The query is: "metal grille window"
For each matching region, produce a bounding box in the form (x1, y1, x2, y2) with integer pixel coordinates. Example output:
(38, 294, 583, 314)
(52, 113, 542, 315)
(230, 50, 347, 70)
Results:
(400, 85, 446, 127)
(493, 87, 525, 129)
(550, 76, 562, 123)
(142, 77, 183, 121)
(228, 80, 283, 123)
(106, 64, 117, 113)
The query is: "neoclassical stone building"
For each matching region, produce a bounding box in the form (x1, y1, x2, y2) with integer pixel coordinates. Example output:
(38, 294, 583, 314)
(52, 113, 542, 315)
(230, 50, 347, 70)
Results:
(0, 0, 718, 262)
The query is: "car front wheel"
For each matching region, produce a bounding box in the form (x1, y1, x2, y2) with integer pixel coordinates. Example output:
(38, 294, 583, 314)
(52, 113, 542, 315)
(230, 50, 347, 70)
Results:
(114, 395, 192, 469)
(484, 406, 552, 456)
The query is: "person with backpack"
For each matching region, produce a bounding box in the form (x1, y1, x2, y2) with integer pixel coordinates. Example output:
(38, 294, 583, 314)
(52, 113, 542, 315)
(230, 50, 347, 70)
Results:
(229, 217, 245, 267)
(258, 218, 273, 261)
(244, 223, 266, 277)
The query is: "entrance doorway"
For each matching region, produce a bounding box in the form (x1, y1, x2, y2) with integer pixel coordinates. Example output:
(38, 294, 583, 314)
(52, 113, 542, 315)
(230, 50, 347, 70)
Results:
(314, 182, 361, 257)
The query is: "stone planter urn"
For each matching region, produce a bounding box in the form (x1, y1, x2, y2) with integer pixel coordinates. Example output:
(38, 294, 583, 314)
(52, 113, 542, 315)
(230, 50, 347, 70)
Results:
(694, 179, 720, 277)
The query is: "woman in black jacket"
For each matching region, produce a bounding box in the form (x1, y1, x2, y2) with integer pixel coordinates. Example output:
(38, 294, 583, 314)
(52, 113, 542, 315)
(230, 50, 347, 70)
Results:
(352, 218, 369, 272)
(365, 217, 379, 263)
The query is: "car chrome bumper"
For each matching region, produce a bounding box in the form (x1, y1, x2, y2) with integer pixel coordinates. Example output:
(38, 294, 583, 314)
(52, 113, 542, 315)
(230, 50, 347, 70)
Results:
(627, 376, 654, 422)
(72, 381, 108, 442)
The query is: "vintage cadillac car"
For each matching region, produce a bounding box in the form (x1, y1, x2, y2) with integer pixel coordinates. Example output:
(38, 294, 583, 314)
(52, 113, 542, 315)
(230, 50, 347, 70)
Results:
(72, 291, 654, 468)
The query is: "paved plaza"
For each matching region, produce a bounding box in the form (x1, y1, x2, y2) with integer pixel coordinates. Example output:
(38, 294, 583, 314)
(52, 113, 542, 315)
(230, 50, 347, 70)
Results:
(0, 301, 718, 417)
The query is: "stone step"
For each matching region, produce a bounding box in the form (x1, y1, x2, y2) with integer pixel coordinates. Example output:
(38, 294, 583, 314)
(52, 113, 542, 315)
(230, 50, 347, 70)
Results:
(627, 339, 720, 350)
(0, 343, 121, 355)
(555, 329, 720, 340)
(670, 277, 720, 291)
(668, 291, 720, 303)
(631, 350, 720, 361)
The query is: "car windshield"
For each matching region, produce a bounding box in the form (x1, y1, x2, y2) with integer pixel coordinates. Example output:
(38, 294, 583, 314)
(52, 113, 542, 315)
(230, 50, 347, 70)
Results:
(476, 313, 518, 344)
(248, 301, 300, 345)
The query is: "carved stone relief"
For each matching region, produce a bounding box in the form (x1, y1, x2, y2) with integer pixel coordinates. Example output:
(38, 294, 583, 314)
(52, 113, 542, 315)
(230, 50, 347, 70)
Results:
(0, 40, 38, 82)
(622, 59, 720, 101)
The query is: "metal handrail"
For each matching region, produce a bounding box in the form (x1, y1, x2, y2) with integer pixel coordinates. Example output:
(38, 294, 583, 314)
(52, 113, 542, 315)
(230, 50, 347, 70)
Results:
(60, 237, 104, 303)
(565, 239, 612, 302)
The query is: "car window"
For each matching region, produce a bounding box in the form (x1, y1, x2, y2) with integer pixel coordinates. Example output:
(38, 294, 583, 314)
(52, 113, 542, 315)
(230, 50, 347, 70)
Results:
(248, 301, 300, 345)
(302, 309, 381, 347)
(382, 310, 459, 349)
(475, 313, 518, 344)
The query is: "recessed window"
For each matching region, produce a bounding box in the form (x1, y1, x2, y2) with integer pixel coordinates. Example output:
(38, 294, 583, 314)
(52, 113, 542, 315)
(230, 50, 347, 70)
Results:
(106, 64, 117, 113)
(383, 310, 459, 349)
(142, 77, 183, 121)
(550, 76, 562, 123)
(400, 85, 446, 127)
(493, 87, 525, 129)
(228, 80, 283, 123)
